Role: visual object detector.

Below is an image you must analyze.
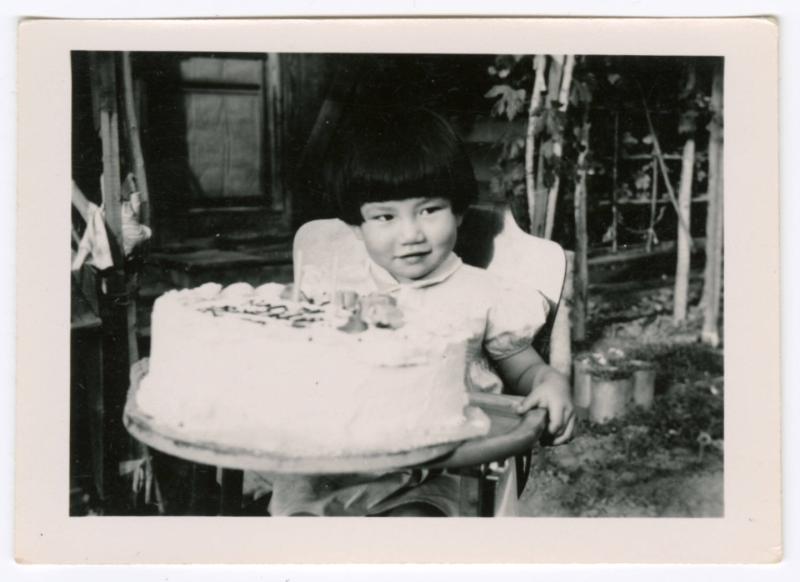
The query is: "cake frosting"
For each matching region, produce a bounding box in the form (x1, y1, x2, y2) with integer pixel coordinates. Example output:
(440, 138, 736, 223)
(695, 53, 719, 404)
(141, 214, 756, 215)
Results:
(135, 282, 487, 456)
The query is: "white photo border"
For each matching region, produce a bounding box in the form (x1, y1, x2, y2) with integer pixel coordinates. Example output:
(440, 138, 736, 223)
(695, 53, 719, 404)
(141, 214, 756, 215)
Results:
(15, 17, 780, 564)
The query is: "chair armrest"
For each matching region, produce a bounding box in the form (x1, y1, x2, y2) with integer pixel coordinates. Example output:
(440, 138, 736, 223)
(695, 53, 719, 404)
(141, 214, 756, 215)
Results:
(427, 394, 547, 470)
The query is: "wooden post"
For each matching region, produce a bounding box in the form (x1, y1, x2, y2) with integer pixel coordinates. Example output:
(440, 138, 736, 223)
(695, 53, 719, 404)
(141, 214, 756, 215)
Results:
(549, 250, 574, 377)
(93, 52, 136, 511)
(121, 52, 149, 381)
(94, 52, 156, 512)
(531, 55, 564, 236)
(525, 55, 547, 235)
(702, 62, 724, 346)
(266, 52, 284, 213)
(673, 137, 695, 323)
(573, 110, 591, 341)
(544, 55, 576, 241)
(121, 52, 150, 226)
(611, 111, 619, 253)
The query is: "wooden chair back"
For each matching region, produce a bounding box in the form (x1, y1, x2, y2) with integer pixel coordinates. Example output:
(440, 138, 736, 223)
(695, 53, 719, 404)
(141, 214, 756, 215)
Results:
(293, 203, 567, 354)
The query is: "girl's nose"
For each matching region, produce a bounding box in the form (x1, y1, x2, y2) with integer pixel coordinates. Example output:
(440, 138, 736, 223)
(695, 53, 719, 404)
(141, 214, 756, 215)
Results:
(399, 217, 425, 244)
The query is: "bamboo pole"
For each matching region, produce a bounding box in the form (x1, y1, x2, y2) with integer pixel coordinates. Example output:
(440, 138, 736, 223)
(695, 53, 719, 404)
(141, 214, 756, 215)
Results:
(525, 55, 547, 235)
(121, 52, 150, 226)
(641, 96, 694, 248)
(532, 56, 564, 236)
(702, 63, 724, 346)
(119, 54, 151, 382)
(544, 55, 576, 241)
(673, 137, 695, 323)
(573, 110, 591, 341)
(97, 55, 123, 248)
(556, 55, 574, 111)
(71, 180, 92, 222)
(646, 147, 660, 252)
(549, 250, 574, 378)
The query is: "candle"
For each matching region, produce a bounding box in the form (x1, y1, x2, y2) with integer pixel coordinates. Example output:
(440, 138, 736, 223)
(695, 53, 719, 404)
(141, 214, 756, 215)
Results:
(293, 250, 304, 303)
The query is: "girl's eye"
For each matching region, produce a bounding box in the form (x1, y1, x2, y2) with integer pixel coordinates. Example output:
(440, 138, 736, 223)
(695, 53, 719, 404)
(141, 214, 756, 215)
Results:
(420, 205, 443, 215)
(369, 214, 393, 222)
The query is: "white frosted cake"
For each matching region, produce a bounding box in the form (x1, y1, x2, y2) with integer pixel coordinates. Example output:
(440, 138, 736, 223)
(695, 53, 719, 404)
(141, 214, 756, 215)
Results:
(135, 282, 487, 456)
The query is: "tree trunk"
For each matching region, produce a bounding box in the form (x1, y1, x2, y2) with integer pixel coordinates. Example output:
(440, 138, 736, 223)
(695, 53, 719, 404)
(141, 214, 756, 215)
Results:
(573, 111, 591, 341)
(525, 55, 547, 234)
(673, 137, 695, 323)
(702, 62, 724, 346)
(544, 55, 576, 240)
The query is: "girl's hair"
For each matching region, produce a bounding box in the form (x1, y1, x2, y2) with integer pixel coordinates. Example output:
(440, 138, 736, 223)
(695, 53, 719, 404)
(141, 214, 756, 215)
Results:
(322, 107, 478, 225)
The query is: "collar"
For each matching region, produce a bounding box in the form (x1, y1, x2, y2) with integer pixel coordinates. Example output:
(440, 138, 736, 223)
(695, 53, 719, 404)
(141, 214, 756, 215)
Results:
(368, 252, 463, 293)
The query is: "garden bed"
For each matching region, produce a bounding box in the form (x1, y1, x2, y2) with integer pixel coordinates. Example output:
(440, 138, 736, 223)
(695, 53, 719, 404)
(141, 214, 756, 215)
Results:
(521, 278, 724, 517)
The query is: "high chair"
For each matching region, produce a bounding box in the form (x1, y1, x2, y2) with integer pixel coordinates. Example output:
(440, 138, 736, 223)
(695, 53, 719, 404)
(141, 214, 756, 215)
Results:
(293, 202, 567, 516)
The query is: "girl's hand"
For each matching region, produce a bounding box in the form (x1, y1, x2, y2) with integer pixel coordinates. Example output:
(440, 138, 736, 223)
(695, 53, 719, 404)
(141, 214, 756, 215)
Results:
(495, 347, 576, 445)
(515, 370, 575, 445)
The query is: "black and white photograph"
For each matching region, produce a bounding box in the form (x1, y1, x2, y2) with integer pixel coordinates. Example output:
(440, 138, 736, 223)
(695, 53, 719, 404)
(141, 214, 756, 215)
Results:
(69, 50, 726, 519)
(15, 17, 781, 564)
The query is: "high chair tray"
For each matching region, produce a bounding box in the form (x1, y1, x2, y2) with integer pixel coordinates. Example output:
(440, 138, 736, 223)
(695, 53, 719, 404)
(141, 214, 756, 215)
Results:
(124, 361, 544, 474)
(124, 407, 461, 474)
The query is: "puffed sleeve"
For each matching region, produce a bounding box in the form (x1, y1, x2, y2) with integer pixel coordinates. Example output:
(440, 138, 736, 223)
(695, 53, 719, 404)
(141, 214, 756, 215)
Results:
(484, 279, 550, 361)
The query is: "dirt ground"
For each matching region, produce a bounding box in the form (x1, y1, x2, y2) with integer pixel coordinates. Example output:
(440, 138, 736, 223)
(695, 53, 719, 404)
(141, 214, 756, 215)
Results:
(519, 276, 724, 517)
(520, 434, 723, 517)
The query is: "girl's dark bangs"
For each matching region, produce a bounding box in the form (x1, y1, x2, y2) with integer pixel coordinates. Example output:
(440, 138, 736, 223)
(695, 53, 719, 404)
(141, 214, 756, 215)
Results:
(349, 173, 457, 205)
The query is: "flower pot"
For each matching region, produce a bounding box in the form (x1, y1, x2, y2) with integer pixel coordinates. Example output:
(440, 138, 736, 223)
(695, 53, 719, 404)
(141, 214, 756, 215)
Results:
(572, 354, 594, 418)
(589, 367, 633, 424)
(630, 359, 656, 409)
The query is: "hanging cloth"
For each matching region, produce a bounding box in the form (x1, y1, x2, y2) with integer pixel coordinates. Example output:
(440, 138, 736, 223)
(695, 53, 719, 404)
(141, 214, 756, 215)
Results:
(71, 202, 114, 272)
(121, 191, 152, 256)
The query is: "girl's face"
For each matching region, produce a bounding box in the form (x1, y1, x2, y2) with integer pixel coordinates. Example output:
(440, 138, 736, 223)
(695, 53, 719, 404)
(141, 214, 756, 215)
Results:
(355, 197, 462, 283)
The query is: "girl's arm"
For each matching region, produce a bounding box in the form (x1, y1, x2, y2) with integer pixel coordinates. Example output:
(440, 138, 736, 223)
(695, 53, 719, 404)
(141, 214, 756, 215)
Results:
(494, 346, 575, 445)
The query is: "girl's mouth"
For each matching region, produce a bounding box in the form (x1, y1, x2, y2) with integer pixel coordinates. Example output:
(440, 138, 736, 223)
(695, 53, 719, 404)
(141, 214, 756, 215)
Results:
(396, 251, 430, 263)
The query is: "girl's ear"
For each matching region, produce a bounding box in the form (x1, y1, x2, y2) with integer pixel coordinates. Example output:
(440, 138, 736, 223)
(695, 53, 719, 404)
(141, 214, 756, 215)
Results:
(455, 213, 465, 227)
(352, 224, 364, 241)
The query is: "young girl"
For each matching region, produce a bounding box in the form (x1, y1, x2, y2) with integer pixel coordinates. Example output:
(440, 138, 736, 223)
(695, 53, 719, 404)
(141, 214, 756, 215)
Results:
(269, 107, 575, 517)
